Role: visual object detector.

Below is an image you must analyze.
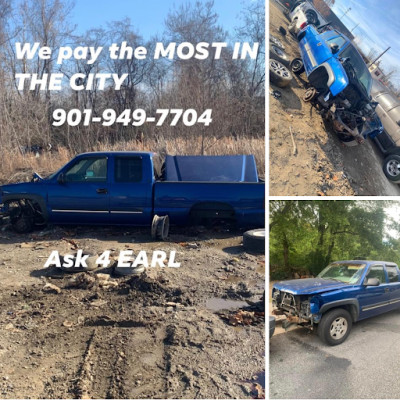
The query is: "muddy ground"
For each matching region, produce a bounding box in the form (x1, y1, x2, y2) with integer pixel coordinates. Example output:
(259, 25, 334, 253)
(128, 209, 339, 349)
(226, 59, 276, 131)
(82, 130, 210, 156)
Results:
(269, 0, 400, 196)
(0, 223, 265, 399)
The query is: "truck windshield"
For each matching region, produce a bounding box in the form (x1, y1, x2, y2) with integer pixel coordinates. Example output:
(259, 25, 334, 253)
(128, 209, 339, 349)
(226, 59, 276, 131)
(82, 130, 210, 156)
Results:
(339, 45, 372, 94)
(317, 263, 366, 284)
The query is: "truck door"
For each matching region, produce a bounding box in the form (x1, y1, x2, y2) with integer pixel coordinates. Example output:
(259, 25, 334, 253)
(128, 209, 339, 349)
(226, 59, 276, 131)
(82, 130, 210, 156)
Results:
(358, 264, 392, 319)
(48, 156, 110, 224)
(385, 264, 400, 310)
(108, 155, 153, 225)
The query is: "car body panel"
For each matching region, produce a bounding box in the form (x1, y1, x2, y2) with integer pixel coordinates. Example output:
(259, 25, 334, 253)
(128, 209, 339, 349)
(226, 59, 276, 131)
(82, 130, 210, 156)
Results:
(298, 25, 350, 96)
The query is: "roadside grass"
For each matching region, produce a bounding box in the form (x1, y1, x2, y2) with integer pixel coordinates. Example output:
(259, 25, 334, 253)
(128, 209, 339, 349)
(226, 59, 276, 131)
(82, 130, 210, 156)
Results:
(0, 137, 265, 184)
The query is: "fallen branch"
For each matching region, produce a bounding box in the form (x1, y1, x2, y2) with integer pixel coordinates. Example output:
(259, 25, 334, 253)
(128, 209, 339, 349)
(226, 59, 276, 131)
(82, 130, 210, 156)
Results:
(289, 126, 297, 155)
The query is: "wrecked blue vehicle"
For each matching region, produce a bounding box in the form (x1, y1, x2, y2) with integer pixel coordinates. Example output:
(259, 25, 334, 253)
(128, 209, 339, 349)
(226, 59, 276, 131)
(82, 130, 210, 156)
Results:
(272, 260, 400, 345)
(292, 25, 383, 145)
(0, 152, 265, 236)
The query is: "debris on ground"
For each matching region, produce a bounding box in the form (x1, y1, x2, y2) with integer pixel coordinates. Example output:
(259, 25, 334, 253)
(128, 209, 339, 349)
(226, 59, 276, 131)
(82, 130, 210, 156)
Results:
(42, 282, 62, 294)
(0, 226, 264, 398)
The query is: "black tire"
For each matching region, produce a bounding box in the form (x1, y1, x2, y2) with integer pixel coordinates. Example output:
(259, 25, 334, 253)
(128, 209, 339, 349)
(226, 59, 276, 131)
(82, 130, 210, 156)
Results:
(318, 308, 352, 346)
(305, 9, 319, 25)
(383, 154, 400, 181)
(12, 215, 34, 233)
(278, 26, 287, 36)
(243, 229, 265, 253)
(269, 35, 285, 50)
(290, 57, 305, 74)
(269, 59, 292, 88)
(270, 45, 290, 66)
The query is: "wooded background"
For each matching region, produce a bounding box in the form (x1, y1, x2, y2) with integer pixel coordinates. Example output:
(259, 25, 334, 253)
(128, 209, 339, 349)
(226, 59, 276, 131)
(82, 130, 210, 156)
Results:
(270, 200, 400, 279)
(0, 0, 265, 182)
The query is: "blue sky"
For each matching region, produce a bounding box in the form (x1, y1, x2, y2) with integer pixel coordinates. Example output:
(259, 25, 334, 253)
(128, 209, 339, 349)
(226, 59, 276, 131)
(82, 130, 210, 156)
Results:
(71, 0, 248, 39)
(330, 0, 400, 85)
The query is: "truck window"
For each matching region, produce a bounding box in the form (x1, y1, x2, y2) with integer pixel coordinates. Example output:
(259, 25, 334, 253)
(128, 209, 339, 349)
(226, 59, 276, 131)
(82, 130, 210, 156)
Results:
(365, 265, 386, 284)
(65, 157, 107, 182)
(115, 157, 143, 182)
(326, 36, 346, 50)
(386, 265, 399, 283)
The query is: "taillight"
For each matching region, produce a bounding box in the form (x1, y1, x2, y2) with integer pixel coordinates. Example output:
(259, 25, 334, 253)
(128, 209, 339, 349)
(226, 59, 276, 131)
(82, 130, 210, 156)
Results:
(300, 22, 308, 29)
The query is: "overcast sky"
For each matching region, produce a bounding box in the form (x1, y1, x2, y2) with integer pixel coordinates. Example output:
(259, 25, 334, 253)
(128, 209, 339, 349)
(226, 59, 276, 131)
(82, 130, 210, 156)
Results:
(331, 0, 400, 86)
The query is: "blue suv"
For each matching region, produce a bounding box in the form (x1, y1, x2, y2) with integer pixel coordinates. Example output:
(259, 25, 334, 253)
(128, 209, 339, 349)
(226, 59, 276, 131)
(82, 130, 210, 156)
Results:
(272, 260, 400, 345)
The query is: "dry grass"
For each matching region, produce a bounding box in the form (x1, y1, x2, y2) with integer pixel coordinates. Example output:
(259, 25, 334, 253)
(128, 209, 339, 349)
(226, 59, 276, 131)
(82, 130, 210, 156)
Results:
(0, 137, 265, 184)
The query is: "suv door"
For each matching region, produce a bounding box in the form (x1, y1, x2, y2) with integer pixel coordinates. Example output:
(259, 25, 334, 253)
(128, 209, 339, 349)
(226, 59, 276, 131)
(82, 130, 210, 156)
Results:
(358, 264, 392, 319)
(48, 156, 110, 224)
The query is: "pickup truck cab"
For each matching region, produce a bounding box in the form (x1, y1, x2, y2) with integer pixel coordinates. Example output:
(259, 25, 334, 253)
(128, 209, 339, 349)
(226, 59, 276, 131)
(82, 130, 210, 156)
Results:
(0, 152, 265, 236)
(294, 25, 383, 144)
(272, 260, 400, 345)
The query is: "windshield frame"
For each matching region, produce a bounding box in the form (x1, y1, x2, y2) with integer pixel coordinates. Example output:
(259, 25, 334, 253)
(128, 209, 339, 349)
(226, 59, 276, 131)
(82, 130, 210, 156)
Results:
(317, 262, 367, 285)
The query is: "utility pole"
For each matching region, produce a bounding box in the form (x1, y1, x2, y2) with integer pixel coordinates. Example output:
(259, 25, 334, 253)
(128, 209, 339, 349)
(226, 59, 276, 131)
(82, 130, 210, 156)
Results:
(350, 23, 360, 33)
(369, 46, 391, 66)
(340, 7, 351, 19)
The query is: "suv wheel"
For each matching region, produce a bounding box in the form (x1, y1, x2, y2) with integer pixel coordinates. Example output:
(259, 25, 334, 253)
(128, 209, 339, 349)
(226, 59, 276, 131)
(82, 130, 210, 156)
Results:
(383, 154, 400, 181)
(318, 308, 352, 346)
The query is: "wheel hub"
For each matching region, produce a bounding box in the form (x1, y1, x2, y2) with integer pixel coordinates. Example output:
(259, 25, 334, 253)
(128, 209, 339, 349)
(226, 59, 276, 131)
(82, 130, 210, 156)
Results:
(303, 87, 317, 102)
(270, 60, 290, 78)
(330, 317, 347, 339)
(387, 160, 400, 177)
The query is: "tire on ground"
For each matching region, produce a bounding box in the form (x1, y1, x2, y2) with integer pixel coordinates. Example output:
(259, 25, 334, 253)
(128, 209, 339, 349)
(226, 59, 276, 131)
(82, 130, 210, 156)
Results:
(290, 57, 305, 74)
(318, 308, 352, 346)
(269, 45, 290, 66)
(269, 59, 292, 88)
(269, 35, 285, 50)
(243, 229, 265, 253)
(12, 214, 34, 233)
(383, 154, 400, 182)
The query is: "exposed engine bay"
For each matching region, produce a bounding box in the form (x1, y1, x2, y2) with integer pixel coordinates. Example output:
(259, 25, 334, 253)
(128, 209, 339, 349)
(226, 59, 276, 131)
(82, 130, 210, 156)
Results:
(272, 289, 314, 326)
(308, 58, 382, 144)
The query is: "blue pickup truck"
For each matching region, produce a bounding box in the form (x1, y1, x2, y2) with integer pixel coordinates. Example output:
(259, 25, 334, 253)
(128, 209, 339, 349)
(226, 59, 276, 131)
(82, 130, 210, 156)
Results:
(0, 152, 264, 237)
(292, 24, 383, 145)
(272, 260, 400, 345)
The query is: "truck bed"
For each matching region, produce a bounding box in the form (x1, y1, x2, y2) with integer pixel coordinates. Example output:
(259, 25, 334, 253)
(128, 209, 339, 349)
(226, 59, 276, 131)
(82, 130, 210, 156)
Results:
(154, 181, 264, 227)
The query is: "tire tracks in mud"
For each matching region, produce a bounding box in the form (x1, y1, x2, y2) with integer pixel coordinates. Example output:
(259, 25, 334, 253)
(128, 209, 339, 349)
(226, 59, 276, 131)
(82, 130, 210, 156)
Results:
(70, 318, 169, 399)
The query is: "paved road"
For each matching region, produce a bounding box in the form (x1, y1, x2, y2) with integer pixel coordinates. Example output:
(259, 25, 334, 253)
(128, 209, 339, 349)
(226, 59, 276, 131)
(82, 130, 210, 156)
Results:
(270, 309, 400, 398)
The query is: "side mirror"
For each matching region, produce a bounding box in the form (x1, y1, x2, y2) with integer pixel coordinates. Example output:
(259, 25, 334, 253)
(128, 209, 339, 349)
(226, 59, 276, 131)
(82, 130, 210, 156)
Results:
(364, 277, 380, 286)
(57, 173, 65, 184)
(330, 43, 339, 54)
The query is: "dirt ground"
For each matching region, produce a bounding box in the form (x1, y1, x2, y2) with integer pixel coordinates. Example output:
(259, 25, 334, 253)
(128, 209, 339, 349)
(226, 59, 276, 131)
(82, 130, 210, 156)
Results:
(269, 0, 400, 196)
(0, 223, 265, 399)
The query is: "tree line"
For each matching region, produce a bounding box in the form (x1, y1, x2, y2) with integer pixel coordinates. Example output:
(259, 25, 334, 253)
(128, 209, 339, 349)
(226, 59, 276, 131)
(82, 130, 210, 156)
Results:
(0, 0, 265, 158)
(270, 200, 400, 279)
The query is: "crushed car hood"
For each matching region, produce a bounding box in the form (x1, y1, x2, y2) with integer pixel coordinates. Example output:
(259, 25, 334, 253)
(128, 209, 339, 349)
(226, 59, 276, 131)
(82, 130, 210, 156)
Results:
(273, 278, 349, 295)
